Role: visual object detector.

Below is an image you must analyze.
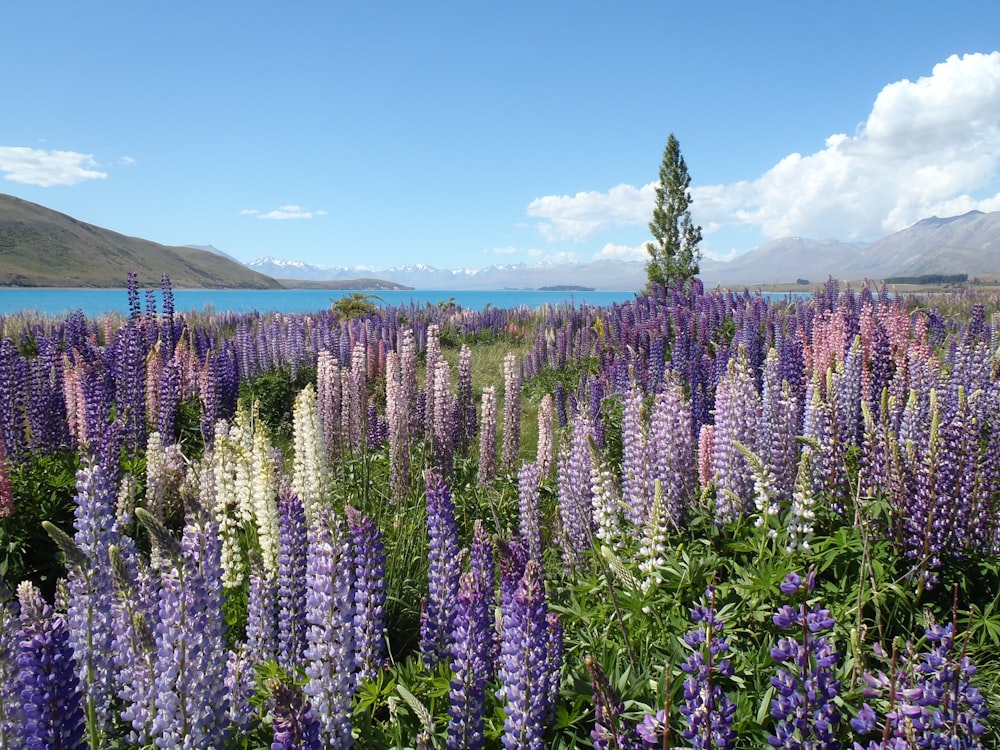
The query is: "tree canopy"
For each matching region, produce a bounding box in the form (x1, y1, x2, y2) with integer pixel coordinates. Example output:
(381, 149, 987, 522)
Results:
(645, 133, 702, 291)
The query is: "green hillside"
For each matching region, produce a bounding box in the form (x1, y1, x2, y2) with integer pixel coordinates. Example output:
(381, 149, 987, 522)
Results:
(0, 193, 282, 289)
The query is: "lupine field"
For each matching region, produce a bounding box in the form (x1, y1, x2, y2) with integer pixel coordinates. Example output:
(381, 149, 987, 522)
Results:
(1, 272, 999, 749)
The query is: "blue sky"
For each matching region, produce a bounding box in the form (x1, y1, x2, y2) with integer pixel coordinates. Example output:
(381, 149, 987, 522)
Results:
(4, 2, 1000, 271)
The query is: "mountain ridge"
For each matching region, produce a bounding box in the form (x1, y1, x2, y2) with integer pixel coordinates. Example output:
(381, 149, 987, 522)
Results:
(5, 193, 1000, 291)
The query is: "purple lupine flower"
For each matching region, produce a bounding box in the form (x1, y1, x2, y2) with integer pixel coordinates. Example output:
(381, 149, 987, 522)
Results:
(421, 470, 462, 668)
(447, 533, 496, 750)
(477, 386, 498, 487)
(554, 381, 568, 429)
(347, 507, 387, 679)
(678, 586, 737, 749)
(768, 571, 842, 750)
(277, 487, 309, 671)
(497, 559, 561, 750)
(126, 270, 141, 321)
(246, 563, 278, 664)
(270, 677, 323, 750)
(113, 321, 148, 455)
(501, 353, 522, 474)
(585, 653, 642, 750)
(16, 581, 87, 750)
(303, 510, 356, 750)
(156, 358, 181, 441)
(0, 576, 22, 745)
(860, 621, 988, 748)
(160, 273, 175, 353)
(518, 461, 544, 564)
(0, 440, 13, 519)
(144, 506, 231, 749)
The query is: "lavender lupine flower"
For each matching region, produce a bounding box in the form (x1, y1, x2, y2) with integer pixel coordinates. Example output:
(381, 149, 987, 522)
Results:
(421, 470, 462, 668)
(316, 350, 343, 462)
(712, 347, 762, 524)
(65, 459, 120, 743)
(621, 385, 652, 529)
(227, 645, 256, 733)
(768, 571, 842, 750)
(477, 386, 498, 488)
(346, 507, 387, 679)
(648, 374, 696, 527)
(270, 678, 322, 750)
(678, 586, 737, 750)
(497, 559, 562, 750)
(142, 504, 231, 750)
(303, 510, 356, 750)
(555, 408, 595, 571)
(278, 487, 309, 671)
(447, 533, 496, 750)
(108, 542, 160, 745)
(16, 581, 87, 750)
(457, 343, 477, 452)
(536, 393, 555, 480)
(518, 461, 544, 563)
(387, 351, 414, 503)
(585, 654, 641, 750)
(432, 358, 456, 476)
(501, 352, 522, 474)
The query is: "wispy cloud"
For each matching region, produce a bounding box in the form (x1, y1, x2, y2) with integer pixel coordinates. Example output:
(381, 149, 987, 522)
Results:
(0, 146, 107, 186)
(528, 51, 1000, 246)
(241, 204, 327, 220)
(593, 242, 648, 262)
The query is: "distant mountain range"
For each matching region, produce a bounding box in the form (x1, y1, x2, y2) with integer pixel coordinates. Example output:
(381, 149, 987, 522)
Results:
(4, 191, 1000, 291)
(248, 209, 1000, 290)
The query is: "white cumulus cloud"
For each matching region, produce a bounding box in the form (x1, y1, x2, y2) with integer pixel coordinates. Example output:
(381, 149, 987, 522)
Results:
(526, 183, 655, 241)
(0, 147, 107, 186)
(528, 51, 1000, 247)
(243, 204, 327, 220)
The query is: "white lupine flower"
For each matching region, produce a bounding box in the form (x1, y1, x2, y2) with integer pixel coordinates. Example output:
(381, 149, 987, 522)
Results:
(637, 480, 669, 594)
(786, 448, 817, 554)
(590, 454, 625, 550)
(293, 383, 328, 524)
(250, 404, 280, 574)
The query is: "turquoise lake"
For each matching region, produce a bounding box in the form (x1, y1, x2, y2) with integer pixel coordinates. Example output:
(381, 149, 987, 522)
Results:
(0, 288, 641, 317)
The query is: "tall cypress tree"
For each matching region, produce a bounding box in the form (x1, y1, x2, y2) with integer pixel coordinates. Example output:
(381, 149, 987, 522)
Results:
(645, 133, 702, 291)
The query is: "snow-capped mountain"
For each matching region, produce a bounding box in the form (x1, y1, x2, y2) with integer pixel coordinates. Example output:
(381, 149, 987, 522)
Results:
(246, 257, 649, 291)
(244, 209, 1000, 290)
